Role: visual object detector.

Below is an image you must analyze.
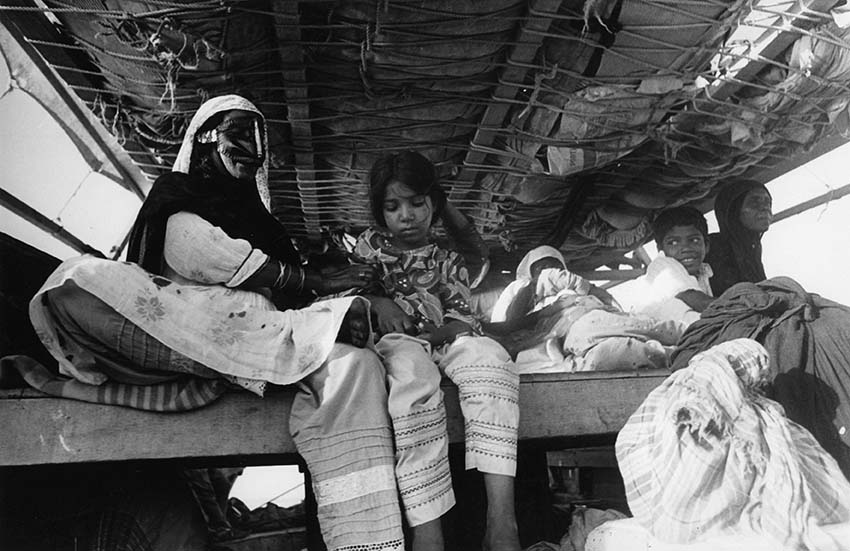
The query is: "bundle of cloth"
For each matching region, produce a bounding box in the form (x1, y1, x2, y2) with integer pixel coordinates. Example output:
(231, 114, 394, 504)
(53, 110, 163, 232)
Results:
(604, 338, 850, 551)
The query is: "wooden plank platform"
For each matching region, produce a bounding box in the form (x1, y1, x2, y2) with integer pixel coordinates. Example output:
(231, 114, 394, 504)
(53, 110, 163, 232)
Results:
(0, 370, 669, 467)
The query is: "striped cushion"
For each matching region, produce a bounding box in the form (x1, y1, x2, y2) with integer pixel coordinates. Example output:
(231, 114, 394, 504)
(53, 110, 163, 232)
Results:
(5, 355, 225, 411)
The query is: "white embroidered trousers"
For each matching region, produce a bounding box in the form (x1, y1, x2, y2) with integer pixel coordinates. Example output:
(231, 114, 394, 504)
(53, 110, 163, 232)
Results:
(290, 344, 405, 551)
(376, 333, 519, 527)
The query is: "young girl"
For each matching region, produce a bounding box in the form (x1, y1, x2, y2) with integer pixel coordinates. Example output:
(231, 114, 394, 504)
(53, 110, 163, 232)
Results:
(353, 151, 521, 551)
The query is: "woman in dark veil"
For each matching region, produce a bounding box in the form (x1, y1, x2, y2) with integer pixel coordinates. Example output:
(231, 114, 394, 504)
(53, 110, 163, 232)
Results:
(26, 94, 407, 551)
(705, 179, 773, 296)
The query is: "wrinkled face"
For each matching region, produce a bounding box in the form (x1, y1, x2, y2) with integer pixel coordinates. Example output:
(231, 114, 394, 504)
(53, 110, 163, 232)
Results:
(738, 187, 772, 232)
(207, 110, 265, 181)
(659, 224, 708, 276)
(382, 181, 433, 249)
(529, 257, 564, 280)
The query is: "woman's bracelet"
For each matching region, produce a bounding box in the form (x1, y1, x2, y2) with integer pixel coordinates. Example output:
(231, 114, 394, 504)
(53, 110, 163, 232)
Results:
(295, 266, 305, 293)
(273, 261, 286, 289)
(273, 262, 306, 294)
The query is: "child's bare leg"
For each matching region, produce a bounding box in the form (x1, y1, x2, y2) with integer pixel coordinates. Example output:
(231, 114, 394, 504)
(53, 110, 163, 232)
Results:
(483, 473, 520, 551)
(411, 518, 444, 551)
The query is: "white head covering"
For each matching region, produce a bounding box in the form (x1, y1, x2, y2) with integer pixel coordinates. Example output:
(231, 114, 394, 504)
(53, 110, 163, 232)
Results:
(515, 245, 566, 280)
(490, 245, 569, 322)
(172, 94, 271, 211)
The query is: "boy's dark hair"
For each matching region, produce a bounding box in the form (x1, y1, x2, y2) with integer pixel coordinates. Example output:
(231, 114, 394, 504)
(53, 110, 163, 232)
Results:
(652, 206, 709, 247)
(369, 151, 446, 227)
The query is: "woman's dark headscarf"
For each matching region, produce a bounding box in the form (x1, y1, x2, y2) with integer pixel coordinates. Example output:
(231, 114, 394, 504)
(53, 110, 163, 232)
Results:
(127, 95, 300, 274)
(706, 179, 771, 295)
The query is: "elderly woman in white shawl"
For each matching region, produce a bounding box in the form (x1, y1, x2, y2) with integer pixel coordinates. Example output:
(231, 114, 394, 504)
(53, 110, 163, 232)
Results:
(28, 95, 407, 551)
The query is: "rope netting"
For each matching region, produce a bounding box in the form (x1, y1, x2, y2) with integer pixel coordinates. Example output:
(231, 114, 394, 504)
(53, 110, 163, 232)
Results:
(5, 0, 850, 270)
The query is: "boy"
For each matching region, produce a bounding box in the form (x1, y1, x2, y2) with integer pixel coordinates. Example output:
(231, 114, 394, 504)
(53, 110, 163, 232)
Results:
(636, 207, 714, 327)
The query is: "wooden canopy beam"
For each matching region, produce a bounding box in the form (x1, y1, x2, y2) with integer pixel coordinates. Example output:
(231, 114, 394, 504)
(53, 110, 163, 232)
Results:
(450, 0, 563, 199)
(750, 133, 850, 186)
(272, 1, 322, 242)
(0, 16, 149, 199)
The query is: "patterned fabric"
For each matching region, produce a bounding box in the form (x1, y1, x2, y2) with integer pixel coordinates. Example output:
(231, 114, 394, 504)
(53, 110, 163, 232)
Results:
(376, 333, 519, 526)
(4, 355, 225, 412)
(617, 338, 850, 548)
(376, 334, 455, 527)
(30, 256, 359, 389)
(353, 227, 478, 330)
(440, 336, 519, 475)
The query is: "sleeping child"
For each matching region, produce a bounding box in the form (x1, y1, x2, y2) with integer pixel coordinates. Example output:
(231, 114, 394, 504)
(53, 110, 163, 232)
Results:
(488, 246, 683, 372)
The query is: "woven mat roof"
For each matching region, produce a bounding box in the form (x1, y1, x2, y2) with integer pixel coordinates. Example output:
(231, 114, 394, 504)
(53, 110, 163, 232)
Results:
(5, 0, 850, 277)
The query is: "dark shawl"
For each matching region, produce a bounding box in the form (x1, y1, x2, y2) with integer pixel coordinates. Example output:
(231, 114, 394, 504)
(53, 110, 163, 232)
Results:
(705, 179, 769, 295)
(671, 277, 850, 478)
(126, 163, 300, 276)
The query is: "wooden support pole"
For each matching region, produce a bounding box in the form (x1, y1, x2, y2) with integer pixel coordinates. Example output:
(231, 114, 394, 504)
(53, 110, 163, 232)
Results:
(0, 187, 104, 257)
(0, 10, 149, 199)
(771, 182, 850, 224)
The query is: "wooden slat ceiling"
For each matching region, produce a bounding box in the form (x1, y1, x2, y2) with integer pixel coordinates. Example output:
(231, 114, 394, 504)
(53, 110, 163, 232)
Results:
(2, 0, 849, 276)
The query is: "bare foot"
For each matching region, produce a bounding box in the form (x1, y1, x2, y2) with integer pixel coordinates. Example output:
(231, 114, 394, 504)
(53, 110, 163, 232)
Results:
(336, 298, 370, 348)
(483, 523, 520, 551)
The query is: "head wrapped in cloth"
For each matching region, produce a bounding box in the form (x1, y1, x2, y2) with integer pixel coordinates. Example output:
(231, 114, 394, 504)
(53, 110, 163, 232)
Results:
(172, 94, 271, 211)
(516, 245, 566, 280)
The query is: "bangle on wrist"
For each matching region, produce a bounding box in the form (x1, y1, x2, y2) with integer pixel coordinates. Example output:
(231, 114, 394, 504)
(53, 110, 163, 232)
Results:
(274, 262, 307, 294)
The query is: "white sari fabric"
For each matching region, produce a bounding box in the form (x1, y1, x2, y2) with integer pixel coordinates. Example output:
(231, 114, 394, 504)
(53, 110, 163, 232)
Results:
(30, 255, 357, 389)
(616, 339, 850, 549)
(28, 95, 406, 551)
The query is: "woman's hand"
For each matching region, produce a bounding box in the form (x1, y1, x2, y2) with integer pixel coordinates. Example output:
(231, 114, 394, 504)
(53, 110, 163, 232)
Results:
(319, 264, 378, 295)
(369, 296, 417, 336)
